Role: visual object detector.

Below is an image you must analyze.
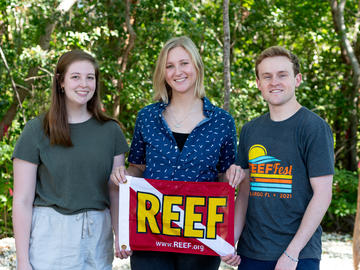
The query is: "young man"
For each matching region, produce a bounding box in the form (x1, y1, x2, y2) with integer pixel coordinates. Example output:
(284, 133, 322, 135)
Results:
(223, 46, 334, 270)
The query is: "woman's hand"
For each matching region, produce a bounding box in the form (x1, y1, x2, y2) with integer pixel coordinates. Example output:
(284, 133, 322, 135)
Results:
(110, 165, 128, 185)
(225, 164, 245, 188)
(114, 233, 133, 259)
(221, 252, 241, 267)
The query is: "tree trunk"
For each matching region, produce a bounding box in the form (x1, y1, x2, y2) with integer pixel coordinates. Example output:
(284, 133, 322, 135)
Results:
(354, 171, 360, 270)
(0, 0, 77, 138)
(113, 0, 137, 118)
(348, 93, 359, 171)
(330, 0, 360, 268)
(331, 0, 360, 171)
(222, 0, 231, 112)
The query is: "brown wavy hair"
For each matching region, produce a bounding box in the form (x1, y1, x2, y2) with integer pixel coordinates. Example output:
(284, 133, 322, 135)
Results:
(43, 50, 116, 146)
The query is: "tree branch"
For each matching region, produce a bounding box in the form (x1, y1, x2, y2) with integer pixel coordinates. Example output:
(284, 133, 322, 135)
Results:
(0, 0, 77, 138)
(331, 0, 360, 88)
(113, 0, 137, 117)
(0, 46, 22, 108)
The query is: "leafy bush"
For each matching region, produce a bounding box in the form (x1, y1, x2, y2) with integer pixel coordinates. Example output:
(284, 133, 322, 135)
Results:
(322, 168, 358, 233)
(0, 139, 15, 238)
(0, 118, 24, 238)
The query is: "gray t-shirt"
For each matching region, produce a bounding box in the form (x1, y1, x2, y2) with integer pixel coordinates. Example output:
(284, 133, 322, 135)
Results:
(236, 107, 334, 260)
(12, 116, 129, 215)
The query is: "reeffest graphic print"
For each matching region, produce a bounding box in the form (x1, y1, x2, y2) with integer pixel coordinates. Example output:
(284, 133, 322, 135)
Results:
(248, 144, 293, 199)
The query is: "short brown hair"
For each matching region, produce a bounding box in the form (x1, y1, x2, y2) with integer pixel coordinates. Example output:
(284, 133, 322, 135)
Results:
(153, 36, 205, 103)
(255, 46, 300, 78)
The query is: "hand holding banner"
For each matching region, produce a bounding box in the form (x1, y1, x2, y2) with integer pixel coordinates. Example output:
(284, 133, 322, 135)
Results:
(119, 176, 235, 256)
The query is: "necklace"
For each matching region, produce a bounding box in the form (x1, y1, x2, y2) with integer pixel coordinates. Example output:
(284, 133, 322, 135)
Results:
(168, 109, 192, 128)
(166, 100, 200, 128)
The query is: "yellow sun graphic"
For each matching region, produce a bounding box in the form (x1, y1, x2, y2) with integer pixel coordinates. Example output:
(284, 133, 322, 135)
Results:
(248, 144, 267, 160)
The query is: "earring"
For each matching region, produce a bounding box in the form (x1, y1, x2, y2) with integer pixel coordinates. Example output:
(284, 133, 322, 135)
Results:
(61, 87, 64, 93)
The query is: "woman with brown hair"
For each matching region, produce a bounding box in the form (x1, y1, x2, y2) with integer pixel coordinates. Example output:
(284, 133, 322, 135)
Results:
(12, 50, 129, 270)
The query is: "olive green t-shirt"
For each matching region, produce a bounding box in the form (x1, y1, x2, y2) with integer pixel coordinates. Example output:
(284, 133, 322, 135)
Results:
(12, 116, 129, 215)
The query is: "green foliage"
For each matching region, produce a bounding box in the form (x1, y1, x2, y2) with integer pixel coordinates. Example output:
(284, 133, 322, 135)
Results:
(0, 127, 20, 238)
(322, 169, 358, 233)
(0, 0, 359, 237)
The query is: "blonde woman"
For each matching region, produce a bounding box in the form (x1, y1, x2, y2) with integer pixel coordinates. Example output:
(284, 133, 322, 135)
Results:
(112, 36, 244, 270)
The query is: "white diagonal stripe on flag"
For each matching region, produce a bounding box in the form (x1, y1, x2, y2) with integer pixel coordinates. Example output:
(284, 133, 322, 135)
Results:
(127, 176, 234, 256)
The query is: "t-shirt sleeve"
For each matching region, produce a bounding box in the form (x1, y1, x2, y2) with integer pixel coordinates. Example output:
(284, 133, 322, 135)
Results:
(113, 122, 129, 156)
(217, 115, 237, 172)
(303, 119, 334, 178)
(12, 119, 40, 164)
(128, 112, 146, 164)
(236, 124, 249, 169)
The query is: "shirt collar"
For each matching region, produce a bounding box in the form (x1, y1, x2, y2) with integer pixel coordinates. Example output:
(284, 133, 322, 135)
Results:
(202, 97, 215, 118)
(158, 97, 215, 118)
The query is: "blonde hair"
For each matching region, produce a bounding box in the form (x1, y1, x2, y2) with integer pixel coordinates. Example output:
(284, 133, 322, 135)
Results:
(153, 36, 205, 103)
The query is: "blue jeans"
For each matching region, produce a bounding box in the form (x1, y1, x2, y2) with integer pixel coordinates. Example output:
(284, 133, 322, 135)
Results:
(131, 251, 220, 270)
(238, 256, 320, 270)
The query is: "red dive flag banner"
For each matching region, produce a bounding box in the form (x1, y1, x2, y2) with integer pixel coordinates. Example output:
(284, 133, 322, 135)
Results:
(118, 176, 235, 256)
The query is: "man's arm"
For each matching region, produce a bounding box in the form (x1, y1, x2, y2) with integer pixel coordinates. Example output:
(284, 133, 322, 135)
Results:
(275, 174, 333, 270)
(234, 169, 250, 242)
(221, 169, 250, 266)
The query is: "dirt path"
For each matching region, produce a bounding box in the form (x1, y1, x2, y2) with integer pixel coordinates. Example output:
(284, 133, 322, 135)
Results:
(111, 233, 354, 270)
(0, 233, 353, 270)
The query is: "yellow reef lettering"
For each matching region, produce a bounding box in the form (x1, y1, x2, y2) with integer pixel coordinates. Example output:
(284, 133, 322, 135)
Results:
(136, 192, 228, 239)
(184, 196, 205, 238)
(137, 192, 161, 234)
(206, 197, 227, 239)
(162, 195, 183, 236)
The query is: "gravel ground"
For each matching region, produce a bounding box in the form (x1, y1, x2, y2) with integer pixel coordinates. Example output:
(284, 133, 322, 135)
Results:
(0, 233, 353, 270)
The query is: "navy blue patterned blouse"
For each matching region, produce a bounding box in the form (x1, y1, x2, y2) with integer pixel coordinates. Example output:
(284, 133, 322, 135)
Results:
(128, 97, 237, 182)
